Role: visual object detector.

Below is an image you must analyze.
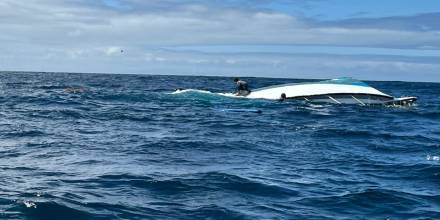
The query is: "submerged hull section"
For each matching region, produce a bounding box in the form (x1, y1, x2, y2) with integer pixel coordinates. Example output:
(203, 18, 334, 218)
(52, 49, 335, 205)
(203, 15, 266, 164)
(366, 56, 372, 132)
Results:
(384, 97, 417, 106)
(290, 93, 392, 105)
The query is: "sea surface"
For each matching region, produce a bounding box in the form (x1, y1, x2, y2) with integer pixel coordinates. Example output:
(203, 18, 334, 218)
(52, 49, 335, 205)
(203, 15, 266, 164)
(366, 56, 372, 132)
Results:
(0, 72, 439, 220)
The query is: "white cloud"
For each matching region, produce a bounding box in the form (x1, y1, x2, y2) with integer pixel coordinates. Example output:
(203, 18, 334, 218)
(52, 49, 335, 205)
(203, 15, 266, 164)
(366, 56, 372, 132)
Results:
(66, 49, 85, 59)
(67, 29, 82, 37)
(1, 0, 439, 48)
(225, 59, 237, 64)
(105, 47, 123, 56)
(0, 0, 439, 81)
(187, 59, 209, 64)
(144, 53, 167, 62)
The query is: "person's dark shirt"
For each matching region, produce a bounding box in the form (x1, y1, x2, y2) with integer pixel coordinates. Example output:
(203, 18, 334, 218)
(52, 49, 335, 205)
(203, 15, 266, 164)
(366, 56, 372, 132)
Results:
(236, 80, 249, 91)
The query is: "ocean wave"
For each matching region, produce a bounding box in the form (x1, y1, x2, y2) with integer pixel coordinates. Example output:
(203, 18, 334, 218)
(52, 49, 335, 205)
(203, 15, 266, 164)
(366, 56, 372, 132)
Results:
(94, 92, 151, 103)
(1, 129, 46, 138)
(354, 163, 440, 183)
(311, 128, 438, 143)
(181, 205, 249, 220)
(1, 72, 440, 219)
(391, 110, 440, 119)
(19, 201, 94, 220)
(169, 89, 250, 102)
(296, 188, 440, 219)
(60, 172, 298, 200)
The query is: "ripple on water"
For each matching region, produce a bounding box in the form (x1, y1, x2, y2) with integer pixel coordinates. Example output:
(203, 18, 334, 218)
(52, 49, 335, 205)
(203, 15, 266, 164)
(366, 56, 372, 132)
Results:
(1, 73, 440, 219)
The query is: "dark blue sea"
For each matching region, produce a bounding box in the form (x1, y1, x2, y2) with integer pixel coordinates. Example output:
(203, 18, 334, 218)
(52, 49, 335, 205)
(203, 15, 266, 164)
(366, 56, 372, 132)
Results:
(0, 72, 439, 220)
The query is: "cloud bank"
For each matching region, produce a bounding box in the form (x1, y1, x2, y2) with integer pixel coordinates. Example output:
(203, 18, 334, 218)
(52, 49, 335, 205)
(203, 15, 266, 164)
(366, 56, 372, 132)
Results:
(0, 0, 439, 81)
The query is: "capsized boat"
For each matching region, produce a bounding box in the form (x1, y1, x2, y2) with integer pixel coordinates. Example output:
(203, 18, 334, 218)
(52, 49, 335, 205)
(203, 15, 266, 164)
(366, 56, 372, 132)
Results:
(245, 78, 416, 105)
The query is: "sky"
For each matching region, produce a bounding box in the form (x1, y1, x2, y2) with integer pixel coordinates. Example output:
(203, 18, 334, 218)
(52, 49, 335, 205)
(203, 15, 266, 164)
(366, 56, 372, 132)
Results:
(1, 0, 440, 82)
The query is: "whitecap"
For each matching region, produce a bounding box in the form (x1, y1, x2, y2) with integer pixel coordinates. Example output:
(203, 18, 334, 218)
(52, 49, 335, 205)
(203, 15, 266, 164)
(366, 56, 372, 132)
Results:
(170, 89, 213, 94)
(426, 155, 440, 161)
(170, 89, 245, 99)
(23, 201, 37, 208)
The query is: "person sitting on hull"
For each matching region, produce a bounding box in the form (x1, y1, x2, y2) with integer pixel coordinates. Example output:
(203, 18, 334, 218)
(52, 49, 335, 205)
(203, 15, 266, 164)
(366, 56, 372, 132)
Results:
(234, 78, 251, 96)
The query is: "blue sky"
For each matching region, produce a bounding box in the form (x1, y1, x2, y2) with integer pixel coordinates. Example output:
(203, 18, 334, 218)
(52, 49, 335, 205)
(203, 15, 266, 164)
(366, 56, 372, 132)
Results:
(0, 0, 439, 82)
(266, 0, 440, 19)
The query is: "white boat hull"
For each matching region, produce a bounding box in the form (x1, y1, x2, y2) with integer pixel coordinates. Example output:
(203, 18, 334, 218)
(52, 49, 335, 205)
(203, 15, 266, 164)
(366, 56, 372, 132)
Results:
(244, 78, 416, 106)
(247, 83, 392, 100)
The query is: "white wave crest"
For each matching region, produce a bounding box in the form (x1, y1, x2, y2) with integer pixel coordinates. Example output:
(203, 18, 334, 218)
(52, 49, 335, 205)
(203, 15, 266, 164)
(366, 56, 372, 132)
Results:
(170, 89, 245, 98)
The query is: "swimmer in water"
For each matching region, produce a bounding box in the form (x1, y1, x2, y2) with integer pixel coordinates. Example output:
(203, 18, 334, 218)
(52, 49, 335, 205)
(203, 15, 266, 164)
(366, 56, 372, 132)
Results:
(279, 93, 287, 102)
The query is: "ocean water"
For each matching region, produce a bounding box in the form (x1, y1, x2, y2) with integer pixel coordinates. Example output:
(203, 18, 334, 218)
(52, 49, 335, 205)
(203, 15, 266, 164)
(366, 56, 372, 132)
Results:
(0, 72, 439, 219)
